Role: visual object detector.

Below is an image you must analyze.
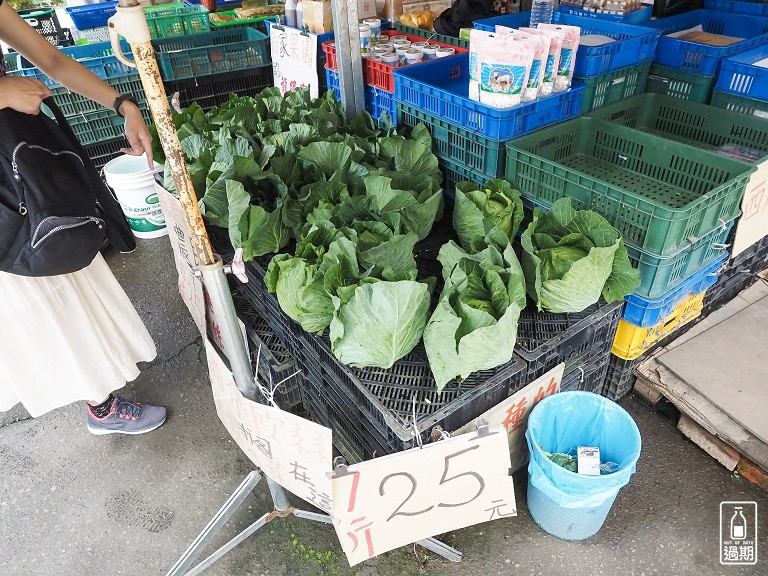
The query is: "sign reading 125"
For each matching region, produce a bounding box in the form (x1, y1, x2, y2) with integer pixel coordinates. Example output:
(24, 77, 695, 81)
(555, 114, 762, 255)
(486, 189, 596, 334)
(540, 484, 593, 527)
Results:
(331, 427, 517, 566)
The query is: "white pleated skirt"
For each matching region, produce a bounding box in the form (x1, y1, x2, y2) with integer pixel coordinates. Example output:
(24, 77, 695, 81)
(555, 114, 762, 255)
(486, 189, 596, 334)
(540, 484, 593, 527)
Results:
(0, 254, 157, 417)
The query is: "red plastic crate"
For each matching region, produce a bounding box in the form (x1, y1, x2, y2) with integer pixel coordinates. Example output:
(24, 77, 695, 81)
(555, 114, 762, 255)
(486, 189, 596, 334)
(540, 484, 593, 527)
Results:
(322, 29, 467, 93)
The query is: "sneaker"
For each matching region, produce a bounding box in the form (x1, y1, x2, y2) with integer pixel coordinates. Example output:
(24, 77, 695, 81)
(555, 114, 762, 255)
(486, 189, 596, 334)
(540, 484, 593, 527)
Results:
(87, 396, 167, 435)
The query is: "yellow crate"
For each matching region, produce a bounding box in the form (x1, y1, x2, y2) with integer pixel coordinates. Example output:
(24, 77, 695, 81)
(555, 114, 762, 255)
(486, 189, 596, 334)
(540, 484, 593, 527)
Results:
(612, 291, 706, 360)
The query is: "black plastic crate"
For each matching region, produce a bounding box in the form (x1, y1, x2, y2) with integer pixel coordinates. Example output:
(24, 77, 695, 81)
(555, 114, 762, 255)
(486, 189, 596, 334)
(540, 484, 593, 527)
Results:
(299, 327, 528, 451)
(231, 290, 303, 411)
(516, 300, 624, 381)
(561, 351, 611, 394)
(18, 8, 74, 46)
(166, 66, 274, 111)
(84, 137, 128, 170)
(602, 354, 639, 401)
(702, 235, 768, 316)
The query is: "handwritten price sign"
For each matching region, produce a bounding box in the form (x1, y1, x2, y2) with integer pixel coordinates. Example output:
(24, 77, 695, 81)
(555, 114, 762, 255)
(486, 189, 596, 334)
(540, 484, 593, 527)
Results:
(732, 160, 768, 258)
(453, 363, 564, 473)
(270, 26, 319, 98)
(157, 186, 206, 337)
(205, 340, 334, 513)
(331, 428, 516, 566)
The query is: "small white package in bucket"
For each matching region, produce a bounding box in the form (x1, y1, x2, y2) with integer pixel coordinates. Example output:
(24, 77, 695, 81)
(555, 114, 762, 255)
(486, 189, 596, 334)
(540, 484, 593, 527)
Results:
(469, 29, 496, 101)
(476, 33, 536, 109)
(521, 27, 561, 96)
(103, 154, 167, 239)
(497, 25, 550, 102)
(538, 23, 580, 92)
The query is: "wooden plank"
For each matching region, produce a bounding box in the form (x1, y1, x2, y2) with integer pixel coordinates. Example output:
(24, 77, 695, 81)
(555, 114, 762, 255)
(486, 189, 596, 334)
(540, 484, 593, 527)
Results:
(677, 414, 740, 471)
(737, 458, 768, 492)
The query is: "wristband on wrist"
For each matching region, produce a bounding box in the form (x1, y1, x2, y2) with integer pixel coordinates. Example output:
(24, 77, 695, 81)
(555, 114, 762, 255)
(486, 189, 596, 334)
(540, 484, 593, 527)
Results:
(113, 94, 138, 118)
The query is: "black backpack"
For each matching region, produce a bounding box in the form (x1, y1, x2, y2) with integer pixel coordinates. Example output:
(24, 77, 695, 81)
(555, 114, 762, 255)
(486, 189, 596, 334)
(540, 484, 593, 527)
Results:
(0, 97, 136, 277)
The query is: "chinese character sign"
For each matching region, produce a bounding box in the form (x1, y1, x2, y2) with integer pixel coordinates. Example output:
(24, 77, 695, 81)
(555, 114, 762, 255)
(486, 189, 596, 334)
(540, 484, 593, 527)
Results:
(332, 429, 516, 566)
(270, 26, 319, 98)
(157, 187, 206, 337)
(453, 363, 565, 473)
(732, 160, 768, 258)
(205, 340, 333, 514)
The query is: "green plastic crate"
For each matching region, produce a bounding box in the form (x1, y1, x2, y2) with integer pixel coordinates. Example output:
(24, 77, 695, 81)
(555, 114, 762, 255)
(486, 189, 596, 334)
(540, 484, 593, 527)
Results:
(69, 107, 152, 146)
(144, 3, 210, 38)
(505, 116, 754, 257)
(394, 22, 468, 49)
(646, 64, 715, 103)
(439, 157, 486, 199)
(711, 89, 768, 117)
(52, 74, 147, 118)
(398, 102, 506, 179)
(577, 61, 650, 113)
(588, 93, 768, 162)
(523, 198, 735, 298)
(153, 27, 269, 81)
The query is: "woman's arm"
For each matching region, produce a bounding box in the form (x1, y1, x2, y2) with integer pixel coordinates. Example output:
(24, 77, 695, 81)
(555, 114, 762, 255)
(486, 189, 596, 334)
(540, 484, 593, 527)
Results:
(0, 2, 153, 164)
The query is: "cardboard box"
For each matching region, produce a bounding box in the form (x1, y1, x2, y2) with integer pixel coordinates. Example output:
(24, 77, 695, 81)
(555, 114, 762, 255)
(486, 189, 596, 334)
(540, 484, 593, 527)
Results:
(303, 0, 333, 34)
(679, 31, 743, 46)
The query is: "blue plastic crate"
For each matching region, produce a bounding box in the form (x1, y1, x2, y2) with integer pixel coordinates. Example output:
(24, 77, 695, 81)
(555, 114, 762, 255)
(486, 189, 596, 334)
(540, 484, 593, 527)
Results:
(643, 10, 768, 75)
(556, 4, 652, 23)
(392, 53, 585, 140)
(65, 1, 118, 30)
(6, 40, 134, 87)
(704, 0, 768, 16)
(473, 12, 660, 78)
(325, 68, 397, 129)
(715, 44, 768, 101)
(622, 252, 727, 327)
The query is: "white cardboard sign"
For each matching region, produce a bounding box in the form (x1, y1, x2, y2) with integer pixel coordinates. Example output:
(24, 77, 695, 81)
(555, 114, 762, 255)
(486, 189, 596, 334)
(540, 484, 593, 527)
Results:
(157, 186, 206, 337)
(270, 26, 319, 98)
(453, 363, 565, 473)
(331, 427, 516, 566)
(732, 160, 768, 258)
(206, 340, 334, 513)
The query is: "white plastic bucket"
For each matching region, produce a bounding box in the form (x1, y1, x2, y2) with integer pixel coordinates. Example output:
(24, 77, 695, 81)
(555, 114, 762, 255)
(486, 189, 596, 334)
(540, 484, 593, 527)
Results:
(103, 154, 168, 239)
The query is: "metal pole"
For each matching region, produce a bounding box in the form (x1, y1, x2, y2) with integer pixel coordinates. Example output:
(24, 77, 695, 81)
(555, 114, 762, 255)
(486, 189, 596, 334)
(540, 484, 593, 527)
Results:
(330, 0, 365, 118)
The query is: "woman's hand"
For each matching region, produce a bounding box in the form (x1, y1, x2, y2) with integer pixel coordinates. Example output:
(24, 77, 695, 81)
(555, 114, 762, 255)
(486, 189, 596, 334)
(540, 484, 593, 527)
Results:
(0, 76, 52, 114)
(120, 102, 154, 169)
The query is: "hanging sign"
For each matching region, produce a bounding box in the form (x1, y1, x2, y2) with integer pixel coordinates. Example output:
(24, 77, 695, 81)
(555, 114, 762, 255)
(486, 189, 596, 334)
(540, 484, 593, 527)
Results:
(205, 340, 334, 513)
(453, 363, 565, 473)
(270, 25, 319, 98)
(158, 186, 206, 337)
(331, 426, 516, 566)
(731, 160, 768, 258)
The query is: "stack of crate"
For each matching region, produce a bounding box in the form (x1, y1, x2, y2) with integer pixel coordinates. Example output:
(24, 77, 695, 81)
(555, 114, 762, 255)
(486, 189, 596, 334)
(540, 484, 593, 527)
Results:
(583, 93, 768, 400)
(712, 43, 768, 116)
(643, 8, 768, 104)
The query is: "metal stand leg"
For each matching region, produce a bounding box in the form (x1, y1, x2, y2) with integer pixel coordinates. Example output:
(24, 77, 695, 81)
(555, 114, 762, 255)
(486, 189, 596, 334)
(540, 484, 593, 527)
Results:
(417, 538, 463, 562)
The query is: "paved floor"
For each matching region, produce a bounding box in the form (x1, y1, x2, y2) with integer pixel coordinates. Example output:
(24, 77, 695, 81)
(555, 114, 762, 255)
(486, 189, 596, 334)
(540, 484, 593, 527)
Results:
(1, 238, 766, 576)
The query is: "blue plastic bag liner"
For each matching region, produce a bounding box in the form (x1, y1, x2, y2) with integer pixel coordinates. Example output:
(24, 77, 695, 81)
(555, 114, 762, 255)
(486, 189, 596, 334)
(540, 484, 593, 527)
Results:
(526, 391, 641, 509)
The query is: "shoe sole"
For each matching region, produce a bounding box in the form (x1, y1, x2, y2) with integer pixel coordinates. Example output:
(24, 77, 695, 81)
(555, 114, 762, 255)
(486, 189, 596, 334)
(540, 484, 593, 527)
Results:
(87, 416, 166, 436)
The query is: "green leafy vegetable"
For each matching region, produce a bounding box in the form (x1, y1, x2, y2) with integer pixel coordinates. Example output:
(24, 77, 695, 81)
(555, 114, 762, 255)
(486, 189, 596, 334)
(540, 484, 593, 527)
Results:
(520, 198, 641, 313)
(424, 242, 526, 390)
(454, 180, 524, 252)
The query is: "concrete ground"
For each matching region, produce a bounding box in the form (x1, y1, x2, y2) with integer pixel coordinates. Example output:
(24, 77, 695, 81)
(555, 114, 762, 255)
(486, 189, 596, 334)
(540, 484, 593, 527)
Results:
(1, 238, 766, 576)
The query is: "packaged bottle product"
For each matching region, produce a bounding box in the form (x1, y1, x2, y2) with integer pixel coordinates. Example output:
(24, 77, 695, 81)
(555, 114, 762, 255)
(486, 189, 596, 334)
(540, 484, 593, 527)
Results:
(285, 0, 297, 28)
(530, 0, 554, 27)
(296, 0, 304, 30)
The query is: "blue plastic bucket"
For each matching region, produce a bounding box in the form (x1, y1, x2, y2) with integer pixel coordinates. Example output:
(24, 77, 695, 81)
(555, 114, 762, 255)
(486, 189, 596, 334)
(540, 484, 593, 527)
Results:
(525, 391, 641, 540)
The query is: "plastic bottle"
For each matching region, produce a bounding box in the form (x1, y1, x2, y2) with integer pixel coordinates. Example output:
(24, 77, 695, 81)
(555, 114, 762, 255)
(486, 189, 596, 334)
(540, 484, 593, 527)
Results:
(285, 0, 297, 28)
(731, 507, 747, 540)
(296, 0, 304, 30)
(530, 0, 554, 27)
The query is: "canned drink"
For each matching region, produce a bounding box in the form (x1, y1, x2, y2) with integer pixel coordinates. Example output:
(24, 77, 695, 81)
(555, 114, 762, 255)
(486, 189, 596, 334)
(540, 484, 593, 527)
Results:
(435, 46, 456, 58)
(363, 18, 381, 41)
(404, 48, 424, 65)
(359, 23, 372, 52)
(421, 45, 438, 60)
(381, 53, 400, 66)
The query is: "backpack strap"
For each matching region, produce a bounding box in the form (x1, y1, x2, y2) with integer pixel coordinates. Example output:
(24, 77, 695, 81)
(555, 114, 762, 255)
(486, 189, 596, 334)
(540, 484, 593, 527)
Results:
(42, 97, 137, 254)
